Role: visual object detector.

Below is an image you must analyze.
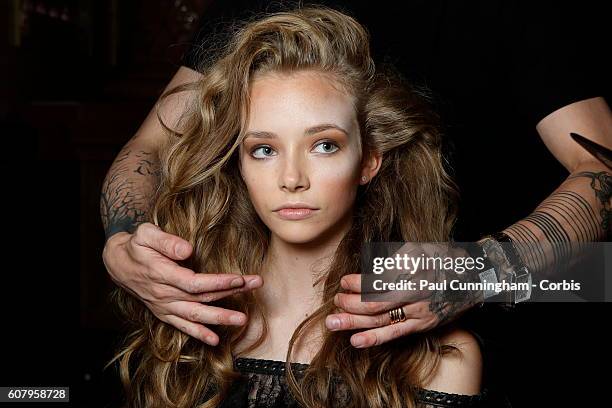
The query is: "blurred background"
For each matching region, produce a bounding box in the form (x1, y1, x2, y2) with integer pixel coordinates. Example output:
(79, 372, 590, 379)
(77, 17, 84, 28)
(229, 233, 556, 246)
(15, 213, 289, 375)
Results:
(0, 1, 609, 407)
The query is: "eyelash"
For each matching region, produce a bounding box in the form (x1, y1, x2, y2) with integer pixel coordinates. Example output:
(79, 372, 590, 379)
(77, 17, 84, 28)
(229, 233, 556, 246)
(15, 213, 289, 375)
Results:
(250, 140, 340, 160)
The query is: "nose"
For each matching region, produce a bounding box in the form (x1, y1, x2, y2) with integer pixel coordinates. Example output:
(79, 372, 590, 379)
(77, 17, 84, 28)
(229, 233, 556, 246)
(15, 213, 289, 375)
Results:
(279, 148, 309, 192)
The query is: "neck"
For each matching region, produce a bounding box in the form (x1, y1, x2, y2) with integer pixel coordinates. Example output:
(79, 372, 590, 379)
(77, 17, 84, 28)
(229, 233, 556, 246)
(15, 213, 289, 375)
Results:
(235, 212, 355, 362)
(258, 213, 353, 321)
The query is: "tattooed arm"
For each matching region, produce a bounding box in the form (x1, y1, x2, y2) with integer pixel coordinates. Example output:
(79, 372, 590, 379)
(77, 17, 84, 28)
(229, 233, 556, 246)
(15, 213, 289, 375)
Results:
(428, 97, 612, 324)
(503, 97, 612, 278)
(433, 97, 612, 322)
(100, 67, 262, 344)
(100, 66, 201, 239)
(423, 97, 612, 325)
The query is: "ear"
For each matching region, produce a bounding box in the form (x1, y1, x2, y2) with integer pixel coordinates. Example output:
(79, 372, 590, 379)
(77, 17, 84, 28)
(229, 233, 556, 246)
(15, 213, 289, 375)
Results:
(359, 149, 382, 185)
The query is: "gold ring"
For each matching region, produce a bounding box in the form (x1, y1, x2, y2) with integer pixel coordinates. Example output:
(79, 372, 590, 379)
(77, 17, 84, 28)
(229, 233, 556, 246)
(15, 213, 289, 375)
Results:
(388, 306, 407, 324)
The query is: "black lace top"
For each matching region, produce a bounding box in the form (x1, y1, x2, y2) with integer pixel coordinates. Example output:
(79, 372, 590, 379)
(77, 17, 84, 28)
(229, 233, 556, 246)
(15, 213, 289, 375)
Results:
(213, 357, 493, 408)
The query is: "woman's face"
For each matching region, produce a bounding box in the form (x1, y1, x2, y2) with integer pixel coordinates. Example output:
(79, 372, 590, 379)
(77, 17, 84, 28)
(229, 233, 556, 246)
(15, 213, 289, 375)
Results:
(239, 70, 376, 245)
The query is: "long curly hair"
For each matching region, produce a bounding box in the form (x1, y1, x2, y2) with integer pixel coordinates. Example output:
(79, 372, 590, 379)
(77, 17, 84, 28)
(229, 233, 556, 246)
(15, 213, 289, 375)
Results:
(107, 4, 461, 408)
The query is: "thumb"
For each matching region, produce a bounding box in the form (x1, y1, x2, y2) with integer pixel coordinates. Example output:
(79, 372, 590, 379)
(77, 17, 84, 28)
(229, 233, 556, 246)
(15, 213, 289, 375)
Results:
(133, 223, 193, 260)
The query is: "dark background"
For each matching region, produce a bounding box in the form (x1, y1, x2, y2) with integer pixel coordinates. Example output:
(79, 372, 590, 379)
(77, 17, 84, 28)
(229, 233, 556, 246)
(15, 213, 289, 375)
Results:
(0, 0, 609, 407)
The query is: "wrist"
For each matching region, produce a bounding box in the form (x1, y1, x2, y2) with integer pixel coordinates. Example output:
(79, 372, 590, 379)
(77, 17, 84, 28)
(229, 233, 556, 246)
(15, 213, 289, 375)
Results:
(476, 233, 533, 307)
(102, 231, 131, 271)
(105, 230, 132, 245)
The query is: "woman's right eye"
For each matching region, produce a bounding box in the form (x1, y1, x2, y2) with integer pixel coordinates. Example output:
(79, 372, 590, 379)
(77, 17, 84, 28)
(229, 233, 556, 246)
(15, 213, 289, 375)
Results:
(251, 145, 276, 159)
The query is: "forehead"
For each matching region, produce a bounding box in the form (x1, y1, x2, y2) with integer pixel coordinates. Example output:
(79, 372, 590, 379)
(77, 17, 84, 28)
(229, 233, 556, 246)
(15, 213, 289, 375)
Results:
(246, 70, 357, 131)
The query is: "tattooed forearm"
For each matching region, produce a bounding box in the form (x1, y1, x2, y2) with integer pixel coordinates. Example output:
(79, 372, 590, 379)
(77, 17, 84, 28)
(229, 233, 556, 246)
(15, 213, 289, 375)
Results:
(100, 141, 160, 240)
(504, 165, 611, 279)
(568, 171, 612, 232)
(134, 150, 156, 176)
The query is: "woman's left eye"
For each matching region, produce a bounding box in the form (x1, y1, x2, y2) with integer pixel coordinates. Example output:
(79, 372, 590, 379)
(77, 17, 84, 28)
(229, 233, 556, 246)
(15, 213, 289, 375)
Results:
(313, 141, 339, 154)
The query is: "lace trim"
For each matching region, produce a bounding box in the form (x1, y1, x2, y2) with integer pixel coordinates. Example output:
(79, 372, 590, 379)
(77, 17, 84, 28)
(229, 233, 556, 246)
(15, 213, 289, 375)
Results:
(233, 357, 488, 406)
(414, 388, 488, 407)
(234, 357, 309, 376)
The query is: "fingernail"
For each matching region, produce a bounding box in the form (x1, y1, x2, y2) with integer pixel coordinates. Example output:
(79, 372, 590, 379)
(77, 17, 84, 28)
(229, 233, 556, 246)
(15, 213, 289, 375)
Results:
(327, 317, 340, 330)
(206, 335, 218, 345)
(352, 335, 366, 348)
(177, 244, 190, 258)
(231, 278, 244, 288)
(247, 277, 261, 289)
(230, 314, 244, 325)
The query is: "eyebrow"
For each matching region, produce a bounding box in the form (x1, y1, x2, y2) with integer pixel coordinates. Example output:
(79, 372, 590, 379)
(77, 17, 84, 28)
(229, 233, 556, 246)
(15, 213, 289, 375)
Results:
(244, 123, 349, 139)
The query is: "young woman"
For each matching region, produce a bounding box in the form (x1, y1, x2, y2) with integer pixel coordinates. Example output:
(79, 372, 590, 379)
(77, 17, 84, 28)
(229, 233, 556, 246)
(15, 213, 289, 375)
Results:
(108, 5, 491, 408)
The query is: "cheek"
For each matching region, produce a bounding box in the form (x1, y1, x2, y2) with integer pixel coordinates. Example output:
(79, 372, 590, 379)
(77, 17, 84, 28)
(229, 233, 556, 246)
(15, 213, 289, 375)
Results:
(314, 159, 360, 202)
(239, 159, 257, 193)
(240, 161, 274, 211)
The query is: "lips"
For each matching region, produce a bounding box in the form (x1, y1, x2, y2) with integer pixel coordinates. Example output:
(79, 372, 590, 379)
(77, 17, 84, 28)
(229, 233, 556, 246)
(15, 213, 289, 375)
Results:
(273, 202, 318, 211)
(273, 203, 319, 220)
(275, 208, 318, 220)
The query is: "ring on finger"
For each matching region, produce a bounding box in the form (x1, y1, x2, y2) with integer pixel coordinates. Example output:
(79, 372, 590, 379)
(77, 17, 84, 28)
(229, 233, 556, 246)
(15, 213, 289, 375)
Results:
(388, 306, 407, 324)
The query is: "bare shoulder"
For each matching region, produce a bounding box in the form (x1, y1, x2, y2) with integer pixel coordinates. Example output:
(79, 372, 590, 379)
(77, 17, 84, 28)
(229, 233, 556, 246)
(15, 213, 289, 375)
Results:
(421, 327, 483, 396)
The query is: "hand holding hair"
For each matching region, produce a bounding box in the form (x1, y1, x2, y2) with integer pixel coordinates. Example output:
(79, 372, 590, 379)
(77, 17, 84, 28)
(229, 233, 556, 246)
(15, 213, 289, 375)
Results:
(326, 243, 483, 348)
(102, 222, 263, 345)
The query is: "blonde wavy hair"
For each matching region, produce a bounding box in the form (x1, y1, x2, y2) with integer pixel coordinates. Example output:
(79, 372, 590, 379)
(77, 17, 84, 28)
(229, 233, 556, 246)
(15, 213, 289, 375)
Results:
(108, 4, 461, 408)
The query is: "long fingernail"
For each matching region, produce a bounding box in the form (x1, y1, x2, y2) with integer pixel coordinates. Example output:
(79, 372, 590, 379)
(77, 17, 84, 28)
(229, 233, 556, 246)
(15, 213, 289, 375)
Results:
(327, 317, 340, 330)
(230, 278, 244, 288)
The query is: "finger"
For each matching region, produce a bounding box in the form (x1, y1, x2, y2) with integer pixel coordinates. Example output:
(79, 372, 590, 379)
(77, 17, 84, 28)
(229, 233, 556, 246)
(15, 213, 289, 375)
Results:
(132, 222, 193, 260)
(166, 301, 248, 327)
(163, 314, 219, 345)
(326, 302, 425, 331)
(350, 319, 424, 348)
(334, 292, 405, 315)
(326, 311, 387, 331)
(143, 276, 261, 303)
(183, 276, 263, 303)
(340, 274, 361, 292)
(161, 265, 262, 294)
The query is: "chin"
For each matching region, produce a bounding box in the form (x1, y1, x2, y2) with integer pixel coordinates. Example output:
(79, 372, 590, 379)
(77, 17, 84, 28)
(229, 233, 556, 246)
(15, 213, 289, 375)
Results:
(268, 223, 326, 245)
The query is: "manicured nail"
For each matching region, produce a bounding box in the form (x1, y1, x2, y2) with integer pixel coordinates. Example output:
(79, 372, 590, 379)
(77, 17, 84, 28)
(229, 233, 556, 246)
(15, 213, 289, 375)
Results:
(327, 317, 341, 330)
(231, 278, 244, 288)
